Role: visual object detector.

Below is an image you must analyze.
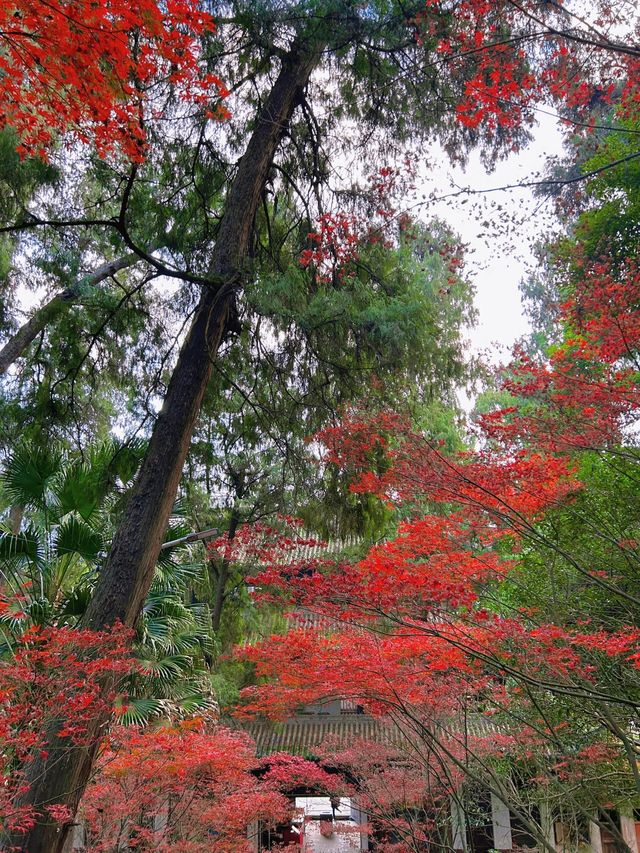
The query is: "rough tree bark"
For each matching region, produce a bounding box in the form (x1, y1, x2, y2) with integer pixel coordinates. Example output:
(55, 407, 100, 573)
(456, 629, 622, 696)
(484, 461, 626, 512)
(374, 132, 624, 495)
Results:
(0, 254, 141, 375)
(5, 38, 323, 853)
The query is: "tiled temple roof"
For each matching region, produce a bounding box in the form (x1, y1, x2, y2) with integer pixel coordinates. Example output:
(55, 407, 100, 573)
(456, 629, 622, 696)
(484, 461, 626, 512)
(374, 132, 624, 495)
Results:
(241, 712, 500, 757)
(219, 533, 364, 570)
(243, 713, 404, 756)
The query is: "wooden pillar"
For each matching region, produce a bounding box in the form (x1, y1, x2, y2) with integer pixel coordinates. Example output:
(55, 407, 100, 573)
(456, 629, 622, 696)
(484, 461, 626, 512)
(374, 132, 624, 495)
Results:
(620, 810, 639, 853)
(61, 823, 85, 853)
(153, 800, 168, 839)
(491, 794, 512, 851)
(247, 819, 260, 853)
(539, 801, 556, 851)
(554, 820, 571, 853)
(116, 821, 129, 852)
(450, 796, 467, 852)
(350, 798, 369, 850)
(589, 820, 604, 853)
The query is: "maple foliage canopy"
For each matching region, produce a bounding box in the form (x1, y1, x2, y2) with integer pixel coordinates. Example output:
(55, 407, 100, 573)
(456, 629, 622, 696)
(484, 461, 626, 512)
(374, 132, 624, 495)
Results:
(79, 723, 293, 853)
(0, 0, 228, 159)
(1, 0, 638, 162)
(232, 212, 640, 838)
(0, 599, 344, 849)
(0, 612, 135, 835)
(417, 0, 640, 133)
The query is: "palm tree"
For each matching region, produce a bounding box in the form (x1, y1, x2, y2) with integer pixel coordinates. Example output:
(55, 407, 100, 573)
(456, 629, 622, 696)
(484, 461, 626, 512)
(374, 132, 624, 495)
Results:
(0, 440, 143, 618)
(0, 440, 217, 723)
(122, 547, 218, 723)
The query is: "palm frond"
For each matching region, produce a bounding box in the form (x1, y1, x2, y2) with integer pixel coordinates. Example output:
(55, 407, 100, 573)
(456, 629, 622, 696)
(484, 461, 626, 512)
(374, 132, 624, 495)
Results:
(156, 520, 193, 566)
(0, 526, 43, 566)
(142, 592, 193, 620)
(152, 560, 204, 594)
(119, 697, 167, 726)
(27, 597, 54, 625)
(0, 600, 31, 633)
(138, 614, 172, 647)
(54, 515, 103, 562)
(55, 461, 105, 522)
(170, 497, 190, 518)
(97, 438, 146, 486)
(1, 445, 61, 511)
(173, 692, 218, 718)
(136, 654, 193, 681)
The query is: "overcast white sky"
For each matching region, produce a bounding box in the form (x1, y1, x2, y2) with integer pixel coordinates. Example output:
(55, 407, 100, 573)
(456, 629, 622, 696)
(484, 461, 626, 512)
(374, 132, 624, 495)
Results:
(422, 111, 566, 364)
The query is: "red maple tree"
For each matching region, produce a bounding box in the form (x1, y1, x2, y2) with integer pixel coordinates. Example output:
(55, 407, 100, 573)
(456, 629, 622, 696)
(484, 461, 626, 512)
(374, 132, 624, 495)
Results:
(0, 0, 228, 159)
(233, 231, 640, 843)
(0, 607, 135, 835)
(0, 596, 346, 849)
(80, 722, 293, 853)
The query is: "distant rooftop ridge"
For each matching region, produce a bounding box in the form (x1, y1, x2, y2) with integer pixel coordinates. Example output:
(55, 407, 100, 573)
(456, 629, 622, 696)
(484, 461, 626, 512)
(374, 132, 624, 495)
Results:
(241, 708, 501, 757)
(210, 527, 366, 568)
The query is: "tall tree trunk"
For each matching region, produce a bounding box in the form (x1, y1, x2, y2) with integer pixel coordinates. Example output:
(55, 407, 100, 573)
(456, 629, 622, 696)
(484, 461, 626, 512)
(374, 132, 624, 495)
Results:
(0, 254, 141, 374)
(5, 40, 322, 853)
(8, 504, 23, 534)
(210, 506, 241, 634)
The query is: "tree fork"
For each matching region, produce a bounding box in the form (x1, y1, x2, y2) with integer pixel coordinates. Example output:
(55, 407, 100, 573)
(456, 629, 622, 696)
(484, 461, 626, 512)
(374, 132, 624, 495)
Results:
(6, 37, 323, 853)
